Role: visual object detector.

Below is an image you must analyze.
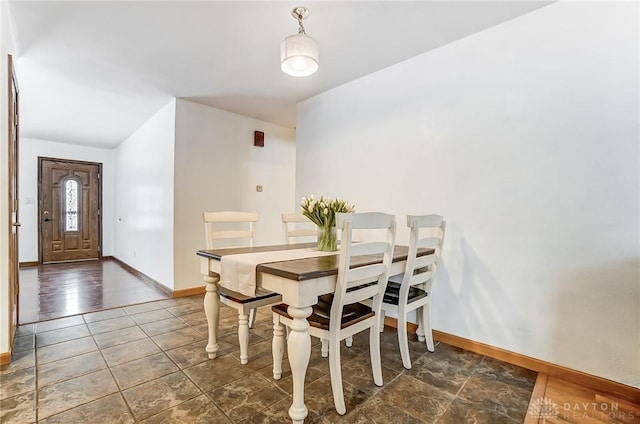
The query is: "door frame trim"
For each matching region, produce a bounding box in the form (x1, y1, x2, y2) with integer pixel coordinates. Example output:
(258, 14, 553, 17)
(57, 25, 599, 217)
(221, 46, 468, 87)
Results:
(8, 54, 20, 344)
(37, 157, 103, 263)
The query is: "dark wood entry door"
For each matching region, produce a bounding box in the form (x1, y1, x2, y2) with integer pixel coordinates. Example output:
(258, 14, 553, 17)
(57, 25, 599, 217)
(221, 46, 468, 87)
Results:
(39, 158, 102, 263)
(8, 55, 20, 341)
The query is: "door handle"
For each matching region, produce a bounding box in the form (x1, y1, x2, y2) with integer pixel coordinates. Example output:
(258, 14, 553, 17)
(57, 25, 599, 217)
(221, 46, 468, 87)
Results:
(12, 222, 21, 227)
(43, 218, 50, 222)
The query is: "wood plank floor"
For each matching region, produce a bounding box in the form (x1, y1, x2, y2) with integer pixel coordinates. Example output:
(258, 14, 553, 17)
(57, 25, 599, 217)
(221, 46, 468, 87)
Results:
(18, 259, 171, 324)
(525, 374, 640, 423)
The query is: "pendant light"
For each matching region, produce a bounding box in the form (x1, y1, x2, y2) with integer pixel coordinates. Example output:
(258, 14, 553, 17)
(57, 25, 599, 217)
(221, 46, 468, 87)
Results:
(281, 6, 319, 77)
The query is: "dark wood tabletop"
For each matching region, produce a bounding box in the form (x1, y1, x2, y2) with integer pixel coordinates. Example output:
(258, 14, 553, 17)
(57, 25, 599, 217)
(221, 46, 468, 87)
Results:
(197, 242, 317, 260)
(256, 246, 424, 281)
(197, 244, 434, 282)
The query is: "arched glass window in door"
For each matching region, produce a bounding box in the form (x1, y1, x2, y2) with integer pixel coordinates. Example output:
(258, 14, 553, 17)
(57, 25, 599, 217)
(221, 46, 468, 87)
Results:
(64, 179, 79, 231)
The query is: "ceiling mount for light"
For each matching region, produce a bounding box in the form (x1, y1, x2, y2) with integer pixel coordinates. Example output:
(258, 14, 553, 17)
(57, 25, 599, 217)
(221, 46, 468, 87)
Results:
(280, 6, 319, 77)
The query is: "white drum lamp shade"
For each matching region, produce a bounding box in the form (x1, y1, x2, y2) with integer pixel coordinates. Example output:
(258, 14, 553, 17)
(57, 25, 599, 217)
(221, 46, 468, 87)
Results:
(281, 33, 319, 77)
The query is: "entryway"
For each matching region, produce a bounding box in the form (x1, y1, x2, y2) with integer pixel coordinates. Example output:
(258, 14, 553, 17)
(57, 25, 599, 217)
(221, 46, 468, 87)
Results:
(19, 260, 171, 323)
(19, 157, 172, 324)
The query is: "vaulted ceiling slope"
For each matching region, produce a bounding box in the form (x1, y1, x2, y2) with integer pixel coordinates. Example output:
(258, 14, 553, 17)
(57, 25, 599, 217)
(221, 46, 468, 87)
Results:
(8, 1, 551, 148)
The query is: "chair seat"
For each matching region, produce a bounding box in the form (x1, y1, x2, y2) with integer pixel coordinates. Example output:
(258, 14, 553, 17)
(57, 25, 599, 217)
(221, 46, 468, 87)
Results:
(219, 286, 280, 303)
(383, 281, 428, 305)
(272, 294, 374, 330)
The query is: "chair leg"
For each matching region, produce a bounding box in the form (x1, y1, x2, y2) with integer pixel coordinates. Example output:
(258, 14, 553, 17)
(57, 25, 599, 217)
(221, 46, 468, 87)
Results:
(328, 335, 346, 415)
(238, 313, 250, 364)
(321, 339, 329, 358)
(369, 325, 383, 387)
(397, 309, 411, 370)
(422, 302, 434, 352)
(379, 309, 386, 332)
(272, 316, 285, 380)
(345, 336, 353, 348)
(248, 308, 256, 329)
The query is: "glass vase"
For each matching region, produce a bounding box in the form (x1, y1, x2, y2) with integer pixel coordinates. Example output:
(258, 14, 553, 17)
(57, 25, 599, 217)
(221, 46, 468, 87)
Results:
(317, 225, 337, 252)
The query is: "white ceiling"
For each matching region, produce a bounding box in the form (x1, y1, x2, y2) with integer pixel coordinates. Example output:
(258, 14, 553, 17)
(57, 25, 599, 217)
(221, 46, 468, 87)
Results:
(7, 1, 551, 148)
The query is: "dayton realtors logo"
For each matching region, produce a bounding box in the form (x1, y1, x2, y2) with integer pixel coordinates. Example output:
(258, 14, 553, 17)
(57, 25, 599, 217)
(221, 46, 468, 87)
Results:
(527, 397, 559, 422)
(528, 396, 636, 422)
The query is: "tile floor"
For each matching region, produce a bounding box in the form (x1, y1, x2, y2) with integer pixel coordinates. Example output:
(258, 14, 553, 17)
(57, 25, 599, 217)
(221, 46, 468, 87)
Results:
(1, 295, 536, 423)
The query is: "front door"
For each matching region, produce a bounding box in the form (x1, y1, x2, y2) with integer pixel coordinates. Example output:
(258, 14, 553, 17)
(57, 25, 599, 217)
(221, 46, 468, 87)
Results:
(8, 55, 20, 341)
(39, 158, 101, 263)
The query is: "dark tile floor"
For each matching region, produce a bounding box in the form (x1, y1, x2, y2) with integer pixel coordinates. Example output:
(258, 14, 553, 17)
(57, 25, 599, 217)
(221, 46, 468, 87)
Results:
(1, 295, 537, 423)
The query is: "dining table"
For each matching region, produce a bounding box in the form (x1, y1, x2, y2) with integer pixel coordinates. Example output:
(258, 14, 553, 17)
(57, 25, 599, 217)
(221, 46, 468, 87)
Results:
(196, 242, 421, 423)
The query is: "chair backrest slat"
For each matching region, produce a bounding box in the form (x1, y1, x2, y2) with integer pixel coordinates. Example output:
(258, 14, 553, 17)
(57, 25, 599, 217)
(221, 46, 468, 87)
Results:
(203, 211, 259, 249)
(416, 237, 443, 249)
(345, 263, 388, 289)
(282, 212, 317, 244)
(287, 228, 316, 238)
(349, 241, 389, 257)
(414, 254, 437, 269)
(408, 214, 444, 228)
(409, 270, 434, 286)
(343, 285, 380, 305)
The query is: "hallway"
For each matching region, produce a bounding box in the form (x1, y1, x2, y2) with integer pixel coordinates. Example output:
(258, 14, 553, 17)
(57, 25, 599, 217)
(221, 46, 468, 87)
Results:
(19, 260, 171, 324)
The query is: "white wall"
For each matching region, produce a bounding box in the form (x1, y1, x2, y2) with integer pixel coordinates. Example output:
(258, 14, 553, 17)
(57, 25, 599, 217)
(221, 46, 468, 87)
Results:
(18, 138, 115, 262)
(173, 99, 296, 291)
(296, 1, 639, 387)
(114, 100, 176, 289)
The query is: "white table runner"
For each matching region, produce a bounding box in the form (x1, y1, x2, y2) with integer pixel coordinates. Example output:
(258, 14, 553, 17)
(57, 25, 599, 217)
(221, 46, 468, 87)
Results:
(220, 247, 337, 296)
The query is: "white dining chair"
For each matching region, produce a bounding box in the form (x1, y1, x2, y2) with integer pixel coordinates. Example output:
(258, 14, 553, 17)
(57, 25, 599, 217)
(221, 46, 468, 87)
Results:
(381, 214, 445, 369)
(281, 212, 317, 244)
(203, 211, 282, 364)
(272, 212, 396, 415)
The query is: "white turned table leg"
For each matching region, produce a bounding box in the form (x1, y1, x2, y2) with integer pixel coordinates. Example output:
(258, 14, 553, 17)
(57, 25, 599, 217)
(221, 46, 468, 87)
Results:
(238, 313, 250, 364)
(287, 305, 312, 424)
(204, 274, 221, 359)
(416, 310, 426, 342)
